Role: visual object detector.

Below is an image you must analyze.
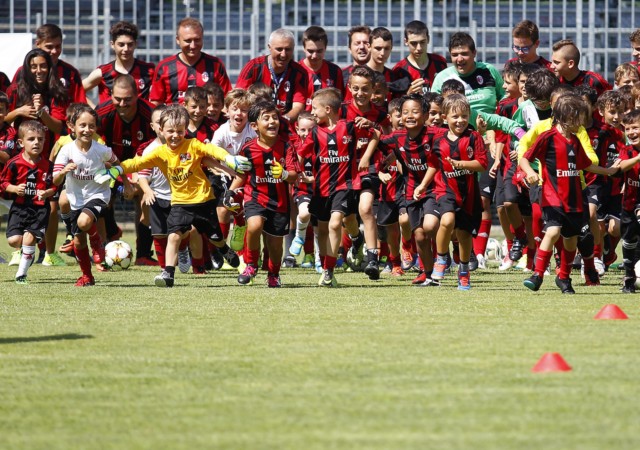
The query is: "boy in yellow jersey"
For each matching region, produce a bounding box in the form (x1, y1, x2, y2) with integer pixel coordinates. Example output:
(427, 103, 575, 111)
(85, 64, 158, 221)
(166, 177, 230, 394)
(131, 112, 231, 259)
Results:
(100, 104, 251, 287)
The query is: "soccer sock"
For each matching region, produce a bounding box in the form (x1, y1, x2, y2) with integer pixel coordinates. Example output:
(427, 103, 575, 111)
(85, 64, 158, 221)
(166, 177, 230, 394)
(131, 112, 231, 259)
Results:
(582, 254, 596, 273)
(534, 248, 553, 278)
(245, 249, 260, 267)
(578, 231, 595, 261)
(349, 231, 364, 252)
(379, 242, 389, 259)
(153, 237, 167, 269)
(532, 203, 544, 241)
(342, 232, 353, 253)
(388, 254, 401, 268)
(294, 217, 309, 241)
(366, 248, 379, 264)
(179, 235, 190, 251)
(191, 256, 205, 273)
(219, 222, 230, 240)
(526, 246, 536, 270)
(284, 229, 295, 258)
(622, 240, 638, 278)
(136, 222, 153, 258)
(60, 212, 72, 236)
(559, 248, 576, 280)
(16, 245, 35, 278)
(303, 226, 314, 254)
(267, 258, 281, 276)
(506, 239, 513, 254)
(473, 219, 492, 256)
(88, 224, 102, 250)
(513, 223, 526, 240)
(164, 266, 175, 278)
(324, 255, 337, 270)
(75, 245, 93, 277)
(594, 243, 603, 259)
(401, 236, 412, 253)
(233, 214, 246, 227)
(459, 261, 469, 273)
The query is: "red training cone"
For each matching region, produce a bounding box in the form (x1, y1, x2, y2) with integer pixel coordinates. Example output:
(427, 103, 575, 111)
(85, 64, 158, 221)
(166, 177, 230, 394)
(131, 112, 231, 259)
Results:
(594, 304, 629, 320)
(531, 353, 572, 373)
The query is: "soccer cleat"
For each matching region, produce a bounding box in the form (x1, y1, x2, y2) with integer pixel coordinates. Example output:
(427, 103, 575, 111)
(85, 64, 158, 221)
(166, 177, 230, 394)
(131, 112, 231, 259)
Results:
(431, 258, 447, 280)
(391, 266, 404, 277)
(289, 236, 305, 256)
(457, 271, 471, 291)
(621, 277, 636, 294)
(135, 256, 159, 266)
(499, 255, 514, 271)
(411, 271, 427, 285)
(509, 237, 525, 261)
(178, 247, 191, 273)
(418, 277, 441, 287)
(237, 264, 257, 285)
(315, 261, 323, 274)
(400, 247, 415, 271)
(267, 272, 282, 288)
(192, 264, 207, 275)
(210, 249, 224, 270)
(476, 253, 486, 270)
(523, 272, 543, 291)
(594, 257, 606, 276)
(222, 247, 240, 268)
(300, 254, 314, 269)
(59, 236, 74, 255)
(42, 252, 67, 267)
(318, 269, 337, 287)
(15, 275, 28, 284)
(154, 270, 174, 288)
(229, 224, 246, 252)
(468, 251, 478, 272)
(604, 251, 618, 271)
(347, 241, 364, 270)
(8, 250, 21, 267)
(583, 268, 600, 286)
(555, 276, 575, 294)
(381, 263, 392, 275)
(515, 254, 528, 270)
(364, 260, 380, 280)
(74, 274, 96, 287)
(282, 255, 297, 268)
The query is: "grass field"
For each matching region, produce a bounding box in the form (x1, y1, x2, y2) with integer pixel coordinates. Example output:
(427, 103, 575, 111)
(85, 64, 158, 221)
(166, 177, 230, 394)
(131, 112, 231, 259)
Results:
(1, 232, 639, 449)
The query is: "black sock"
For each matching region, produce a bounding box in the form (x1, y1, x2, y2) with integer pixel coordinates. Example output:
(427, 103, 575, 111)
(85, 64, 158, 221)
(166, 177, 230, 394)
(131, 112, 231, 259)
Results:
(165, 266, 175, 277)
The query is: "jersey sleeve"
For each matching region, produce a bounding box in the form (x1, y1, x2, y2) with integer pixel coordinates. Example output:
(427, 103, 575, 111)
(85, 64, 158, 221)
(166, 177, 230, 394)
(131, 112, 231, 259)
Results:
(471, 131, 489, 170)
(576, 126, 599, 165)
(149, 63, 168, 103)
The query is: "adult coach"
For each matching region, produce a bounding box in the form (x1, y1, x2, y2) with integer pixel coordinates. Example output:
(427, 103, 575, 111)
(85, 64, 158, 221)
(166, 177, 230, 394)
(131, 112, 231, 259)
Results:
(236, 28, 308, 122)
(149, 18, 232, 105)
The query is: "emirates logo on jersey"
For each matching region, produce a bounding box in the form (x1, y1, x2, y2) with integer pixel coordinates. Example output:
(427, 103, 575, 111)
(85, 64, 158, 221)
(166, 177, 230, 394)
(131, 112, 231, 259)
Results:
(202, 72, 210, 83)
(467, 146, 474, 158)
(476, 75, 484, 85)
(179, 153, 192, 162)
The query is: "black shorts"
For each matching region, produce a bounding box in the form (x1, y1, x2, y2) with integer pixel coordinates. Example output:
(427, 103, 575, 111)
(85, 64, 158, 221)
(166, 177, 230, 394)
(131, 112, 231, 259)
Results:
(294, 191, 312, 207)
(438, 195, 481, 236)
(494, 170, 505, 207)
(598, 192, 622, 221)
(310, 190, 356, 222)
(529, 183, 541, 206)
(621, 209, 640, 242)
(244, 201, 290, 237)
(6, 203, 50, 242)
(360, 174, 380, 200)
(376, 199, 407, 226)
(167, 200, 223, 241)
(478, 152, 496, 200)
(150, 198, 172, 236)
(70, 198, 109, 235)
(542, 206, 585, 238)
(407, 196, 440, 231)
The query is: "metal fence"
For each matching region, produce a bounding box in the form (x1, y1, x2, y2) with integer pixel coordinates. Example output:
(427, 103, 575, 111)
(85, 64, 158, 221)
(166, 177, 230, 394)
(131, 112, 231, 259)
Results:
(1, 0, 639, 85)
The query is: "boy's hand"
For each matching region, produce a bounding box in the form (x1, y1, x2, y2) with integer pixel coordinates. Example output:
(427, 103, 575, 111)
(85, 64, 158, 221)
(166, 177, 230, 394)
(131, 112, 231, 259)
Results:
(525, 172, 539, 185)
(142, 190, 156, 206)
(271, 160, 288, 180)
(15, 183, 26, 196)
(413, 184, 426, 201)
(94, 166, 122, 185)
(225, 155, 252, 174)
(378, 172, 391, 184)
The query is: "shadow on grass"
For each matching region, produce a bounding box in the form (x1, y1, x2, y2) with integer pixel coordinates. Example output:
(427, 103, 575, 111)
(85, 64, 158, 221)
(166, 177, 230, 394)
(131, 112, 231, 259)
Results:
(0, 333, 94, 345)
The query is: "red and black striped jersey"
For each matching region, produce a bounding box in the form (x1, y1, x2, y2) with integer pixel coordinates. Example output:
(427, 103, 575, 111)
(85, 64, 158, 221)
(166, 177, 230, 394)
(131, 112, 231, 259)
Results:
(297, 120, 363, 196)
(495, 96, 520, 146)
(340, 100, 390, 162)
(236, 56, 308, 114)
(432, 129, 488, 215)
(240, 138, 297, 213)
(585, 120, 624, 195)
(378, 161, 405, 203)
(559, 70, 612, 96)
(298, 59, 345, 110)
(343, 66, 395, 103)
(186, 118, 219, 144)
(0, 124, 18, 164)
(391, 54, 448, 96)
(0, 153, 55, 206)
(0, 71, 10, 92)
(378, 127, 442, 203)
(504, 56, 553, 71)
(621, 145, 640, 212)
(149, 53, 232, 104)
(290, 135, 313, 197)
(95, 98, 155, 161)
(13, 59, 86, 104)
(522, 127, 592, 213)
(97, 58, 156, 104)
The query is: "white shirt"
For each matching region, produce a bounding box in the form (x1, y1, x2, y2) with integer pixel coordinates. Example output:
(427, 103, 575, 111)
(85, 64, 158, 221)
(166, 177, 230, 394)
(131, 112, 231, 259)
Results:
(212, 122, 257, 156)
(138, 139, 172, 201)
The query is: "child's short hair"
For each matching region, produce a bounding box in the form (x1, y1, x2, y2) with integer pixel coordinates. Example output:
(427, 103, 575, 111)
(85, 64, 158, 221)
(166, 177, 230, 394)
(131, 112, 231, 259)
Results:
(69, 103, 98, 126)
(614, 63, 639, 84)
(184, 86, 208, 104)
(36, 24, 62, 41)
(401, 93, 429, 113)
(441, 79, 465, 96)
(388, 97, 403, 114)
(247, 82, 274, 102)
(0, 91, 9, 109)
(631, 81, 640, 104)
(553, 94, 587, 128)
(573, 85, 598, 106)
(347, 25, 371, 47)
(248, 100, 278, 123)
(224, 88, 252, 109)
(512, 20, 540, 42)
(297, 111, 315, 124)
(618, 85, 634, 110)
(371, 27, 393, 44)
(503, 60, 523, 81)
(441, 93, 470, 116)
(65, 103, 86, 122)
(448, 32, 476, 53)
(622, 109, 640, 126)
(152, 104, 168, 118)
(423, 91, 444, 107)
(203, 81, 225, 102)
(552, 39, 580, 65)
(550, 84, 574, 101)
(519, 63, 546, 79)
(312, 88, 342, 112)
(404, 20, 429, 40)
(524, 70, 559, 103)
(629, 29, 640, 45)
(596, 89, 626, 112)
(160, 104, 189, 129)
(302, 26, 328, 47)
(349, 65, 375, 84)
(110, 21, 138, 42)
(18, 120, 46, 139)
(372, 71, 387, 87)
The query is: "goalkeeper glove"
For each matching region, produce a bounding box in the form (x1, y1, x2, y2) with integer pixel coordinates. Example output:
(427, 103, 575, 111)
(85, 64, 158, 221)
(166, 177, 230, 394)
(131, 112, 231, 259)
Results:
(271, 160, 288, 180)
(94, 166, 123, 185)
(223, 188, 243, 214)
(224, 154, 252, 174)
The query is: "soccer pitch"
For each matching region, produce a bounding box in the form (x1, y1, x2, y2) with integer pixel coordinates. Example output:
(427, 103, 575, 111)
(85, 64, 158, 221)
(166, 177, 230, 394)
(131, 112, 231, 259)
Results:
(0, 234, 639, 449)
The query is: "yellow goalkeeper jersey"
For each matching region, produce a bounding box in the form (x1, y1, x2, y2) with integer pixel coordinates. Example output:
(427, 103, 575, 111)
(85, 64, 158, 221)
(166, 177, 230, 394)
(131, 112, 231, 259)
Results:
(120, 138, 230, 205)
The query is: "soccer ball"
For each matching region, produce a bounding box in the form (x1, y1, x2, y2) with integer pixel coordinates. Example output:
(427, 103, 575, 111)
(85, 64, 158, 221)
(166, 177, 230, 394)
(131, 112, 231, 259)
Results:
(485, 238, 503, 262)
(104, 240, 133, 270)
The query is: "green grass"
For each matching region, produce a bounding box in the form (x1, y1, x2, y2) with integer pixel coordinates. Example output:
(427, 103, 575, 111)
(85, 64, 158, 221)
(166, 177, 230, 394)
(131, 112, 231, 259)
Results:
(0, 232, 639, 449)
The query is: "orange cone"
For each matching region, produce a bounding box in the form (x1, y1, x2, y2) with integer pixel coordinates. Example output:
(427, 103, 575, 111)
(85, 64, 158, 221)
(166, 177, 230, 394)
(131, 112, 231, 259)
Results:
(594, 304, 628, 320)
(532, 353, 572, 373)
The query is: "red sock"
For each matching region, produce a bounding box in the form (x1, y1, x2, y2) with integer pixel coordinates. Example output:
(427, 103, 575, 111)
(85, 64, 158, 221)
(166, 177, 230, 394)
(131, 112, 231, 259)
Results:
(388, 254, 401, 268)
(380, 242, 389, 258)
(75, 245, 93, 277)
(513, 223, 526, 240)
(532, 203, 544, 241)
(234, 214, 246, 227)
(267, 258, 281, 275)
(473, 219, 492, 255)
(342, 232, 352, 253)
(410, 235, 417, 254)
(559, 248, 576, 279)
(320, 254, 326, 268)
(324, 255, 337, 270)
(303, 226, 314, 254)
(526, 246, 536, 270)
(192, 257, 205, 274)
(593, 244, 602, 259)
(220, 222, 230, 240)
(583, 254, 596, 272)
(179, 236, 189, 251)
(506, 239, 513, 253)
(534, 248, 552, 277)
(401, 236, 412, 252)
(153, 237, 167, 268)
(245, 249, 260, 266)
(88, 223, 102, 248)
